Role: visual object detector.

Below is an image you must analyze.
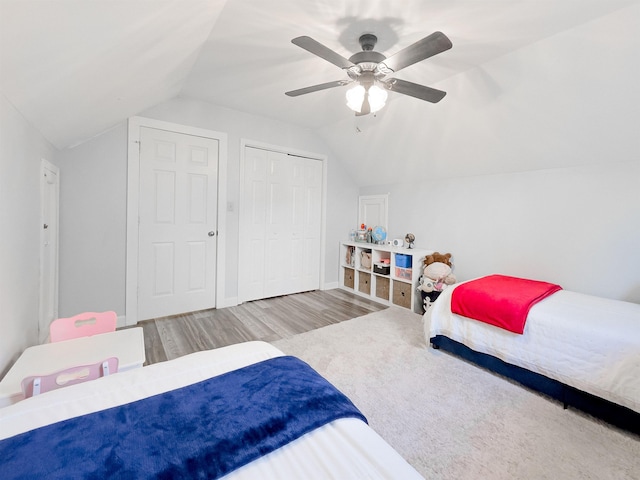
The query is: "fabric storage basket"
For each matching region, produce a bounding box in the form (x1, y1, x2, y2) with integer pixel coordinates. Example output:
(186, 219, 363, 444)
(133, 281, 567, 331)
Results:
(392, 281, 412, 308)
(344, 268, 355, 289)
(395, 254, 412, 268)
(376, 276, 390, 300)
(358, 272, 371, 295)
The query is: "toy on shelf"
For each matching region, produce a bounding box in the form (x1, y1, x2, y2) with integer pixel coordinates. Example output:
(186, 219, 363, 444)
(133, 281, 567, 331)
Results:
(354, 223, 368, 242)
(405, 233, 415, 248)
(371, 226, 387, 244)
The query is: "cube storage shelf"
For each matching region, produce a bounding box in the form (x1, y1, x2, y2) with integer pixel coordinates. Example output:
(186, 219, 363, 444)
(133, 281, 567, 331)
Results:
(339, 242, 432, 313)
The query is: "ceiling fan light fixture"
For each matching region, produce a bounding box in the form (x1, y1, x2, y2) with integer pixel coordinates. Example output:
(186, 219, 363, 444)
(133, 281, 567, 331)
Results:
(345, 82, 388, 113)
(345, 84, 365, 111)
(368, 84, 388, 112)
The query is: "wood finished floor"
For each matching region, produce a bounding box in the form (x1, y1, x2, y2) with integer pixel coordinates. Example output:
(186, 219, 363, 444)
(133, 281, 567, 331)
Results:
(138, 289, 387, 365)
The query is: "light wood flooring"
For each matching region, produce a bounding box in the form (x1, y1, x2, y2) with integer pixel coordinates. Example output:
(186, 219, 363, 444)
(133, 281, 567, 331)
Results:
(138, 289, 387, 365)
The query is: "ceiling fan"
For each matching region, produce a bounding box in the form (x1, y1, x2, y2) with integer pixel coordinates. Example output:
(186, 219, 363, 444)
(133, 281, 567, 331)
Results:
(285, 31, 452, 116)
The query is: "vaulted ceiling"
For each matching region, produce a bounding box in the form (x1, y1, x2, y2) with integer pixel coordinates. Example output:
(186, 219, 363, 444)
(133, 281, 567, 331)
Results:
(0, 0, 635, 155)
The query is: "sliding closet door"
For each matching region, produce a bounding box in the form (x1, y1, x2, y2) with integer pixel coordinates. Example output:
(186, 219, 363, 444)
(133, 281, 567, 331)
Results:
(240, 146, 322, 303)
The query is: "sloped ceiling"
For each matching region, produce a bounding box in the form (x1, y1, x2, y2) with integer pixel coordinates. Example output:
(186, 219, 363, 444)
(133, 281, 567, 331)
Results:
(0, 0, 226, 148)
(0, 0, 635, 162)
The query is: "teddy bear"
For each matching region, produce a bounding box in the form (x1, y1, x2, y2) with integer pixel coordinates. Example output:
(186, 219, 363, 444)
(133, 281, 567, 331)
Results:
(417, 252, 456, 311)
(423, 251, 452, 268)
(423, 261, 456, 290)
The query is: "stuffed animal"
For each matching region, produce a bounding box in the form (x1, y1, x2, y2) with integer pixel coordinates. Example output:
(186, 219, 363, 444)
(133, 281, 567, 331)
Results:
(416, 276, 438, 311)
(423, 262, 456, 290)
(424, 252, 452, 267)
(418, 252, 456, 312)
(416, 276, 436, 293)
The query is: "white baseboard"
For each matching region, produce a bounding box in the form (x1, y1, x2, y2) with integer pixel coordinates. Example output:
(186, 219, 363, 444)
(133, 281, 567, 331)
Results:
(117, 298, 238, 327)
(217, 297, 238, 309)
(322, 281, 339, 290)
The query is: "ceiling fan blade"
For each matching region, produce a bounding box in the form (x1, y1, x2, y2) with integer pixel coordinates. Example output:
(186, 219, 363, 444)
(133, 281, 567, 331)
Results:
(285, 80, 350, 97)
(292, 36, 354, 70)
(386, 78, 447, 103)
(379, 32, 452, 73)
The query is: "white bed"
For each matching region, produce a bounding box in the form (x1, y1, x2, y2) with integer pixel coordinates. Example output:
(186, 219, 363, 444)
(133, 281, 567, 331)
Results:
(0, 341, 422, 479)
(424, 281, 640, 419)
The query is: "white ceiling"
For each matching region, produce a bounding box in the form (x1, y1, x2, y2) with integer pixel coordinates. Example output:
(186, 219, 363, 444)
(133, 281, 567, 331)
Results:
(0, 0, 635, 152)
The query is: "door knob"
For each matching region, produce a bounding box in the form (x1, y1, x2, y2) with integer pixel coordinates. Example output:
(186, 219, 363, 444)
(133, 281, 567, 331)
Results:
(208, 231, 216, 237)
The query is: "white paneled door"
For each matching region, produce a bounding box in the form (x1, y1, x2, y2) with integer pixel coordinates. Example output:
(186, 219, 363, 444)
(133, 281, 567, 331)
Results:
(240, 146, 322, 303)
(138, 127, 219, 320)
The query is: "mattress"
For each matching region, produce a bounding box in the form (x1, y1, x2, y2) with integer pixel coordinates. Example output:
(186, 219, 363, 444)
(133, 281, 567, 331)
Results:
(425, 282, 640, 414)
(0, 341, 422, 479)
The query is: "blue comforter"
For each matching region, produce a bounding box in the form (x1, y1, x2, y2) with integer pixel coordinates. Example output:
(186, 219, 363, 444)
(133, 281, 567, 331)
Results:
(0, 356, 366, 479)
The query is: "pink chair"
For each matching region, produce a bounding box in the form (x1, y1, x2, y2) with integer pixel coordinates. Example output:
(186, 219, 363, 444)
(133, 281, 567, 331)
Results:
(21, 357, 119, 398)
(49, 311, 117, 342)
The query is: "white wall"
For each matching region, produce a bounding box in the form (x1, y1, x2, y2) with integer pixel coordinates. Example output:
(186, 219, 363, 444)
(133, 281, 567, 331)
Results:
(363, 161, 640, 302)
(360, 7, 640, 303)
(56, 99, 358, 318)
(140, 98, 359, 296)
(0, 93, 57, 374)
(56, 123, 128, 316)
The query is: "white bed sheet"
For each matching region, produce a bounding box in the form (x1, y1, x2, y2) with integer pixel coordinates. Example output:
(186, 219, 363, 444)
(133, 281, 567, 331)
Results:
(0, 341, 422, 480)
(424, 283, 640, 414)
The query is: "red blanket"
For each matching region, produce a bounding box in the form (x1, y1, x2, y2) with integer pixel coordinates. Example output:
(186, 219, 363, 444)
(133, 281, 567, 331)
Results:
(451, 275, 562, 334)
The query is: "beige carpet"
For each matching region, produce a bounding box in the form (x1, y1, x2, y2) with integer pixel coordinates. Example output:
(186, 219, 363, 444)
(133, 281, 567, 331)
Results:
(272, 308, 640, 480)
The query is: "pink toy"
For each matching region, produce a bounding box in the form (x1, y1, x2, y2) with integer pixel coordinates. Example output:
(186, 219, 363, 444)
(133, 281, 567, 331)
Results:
(49, 311, 117, 342)
(21, 357, 119, 398)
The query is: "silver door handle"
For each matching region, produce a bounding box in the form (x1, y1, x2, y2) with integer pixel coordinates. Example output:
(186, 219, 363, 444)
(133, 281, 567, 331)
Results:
(208, 231, 216, 237)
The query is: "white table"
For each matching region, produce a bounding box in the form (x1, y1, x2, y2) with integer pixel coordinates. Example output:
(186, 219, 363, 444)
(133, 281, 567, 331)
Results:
(0, 328, 145, 407)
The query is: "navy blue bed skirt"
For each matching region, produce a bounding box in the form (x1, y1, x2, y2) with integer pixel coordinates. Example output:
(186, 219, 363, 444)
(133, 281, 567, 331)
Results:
(430, 335, 640, 436)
